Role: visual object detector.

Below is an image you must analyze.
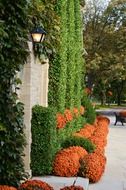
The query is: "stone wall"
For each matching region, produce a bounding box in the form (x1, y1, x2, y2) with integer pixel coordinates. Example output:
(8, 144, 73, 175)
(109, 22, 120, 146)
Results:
(19, 42, 49, 175)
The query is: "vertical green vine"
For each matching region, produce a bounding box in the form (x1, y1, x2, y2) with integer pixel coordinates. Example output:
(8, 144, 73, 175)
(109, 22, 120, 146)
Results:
(0, 0, 29, 186)
(74, 0, 85, 108)
(57, 0, 68, 112)
(65, 0, 76, 109)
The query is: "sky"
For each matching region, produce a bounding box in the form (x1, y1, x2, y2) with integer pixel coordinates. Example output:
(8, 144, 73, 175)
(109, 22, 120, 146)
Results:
(85, 0, 112, 12)
(85, 0, 111, 8)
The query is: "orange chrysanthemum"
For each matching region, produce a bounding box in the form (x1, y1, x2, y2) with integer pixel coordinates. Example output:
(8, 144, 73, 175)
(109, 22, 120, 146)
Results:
(53, 150, 79, 177)
(64, 109, 73, 122)
(60, 185, 84, 190)
(53, 146, 87, 177)
(80, 106, 85, 115)
(18, 180, 54, 190)
(74, 124, 95, 138)
(79, 153, 106, 183)
(0, 186, 17, 190)
(73, 108, 79, 117)
(56, 113, 66, 129)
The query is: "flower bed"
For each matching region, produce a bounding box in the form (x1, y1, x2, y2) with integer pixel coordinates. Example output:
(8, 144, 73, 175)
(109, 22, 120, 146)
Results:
(18, 179, 54, 190)
(0, 186, 17, 190)
(74, 124, 95, 138)
(53, 115, 110, 183)
(56, 106, 85, 129)
(79, 153, 106, 183)
(60, 185, 84, 190)
(53, 146, 88, 176)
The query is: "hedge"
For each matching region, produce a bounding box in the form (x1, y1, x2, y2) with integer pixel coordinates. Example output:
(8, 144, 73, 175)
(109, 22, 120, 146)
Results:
(31, 105, 58, 175)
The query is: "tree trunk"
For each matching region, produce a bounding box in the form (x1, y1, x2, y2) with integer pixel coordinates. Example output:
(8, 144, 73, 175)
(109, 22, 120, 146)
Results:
(116, 81, 124, 106)
(100, 90, 106, 105)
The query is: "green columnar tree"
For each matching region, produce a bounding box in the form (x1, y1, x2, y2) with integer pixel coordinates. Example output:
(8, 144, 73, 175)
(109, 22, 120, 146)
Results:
(0, 0, 29, 187)
(65, 0, 75, 109)
(57, 0, 68, 112)
(47, 0, 85, 111)
(74, 0, 84, 107)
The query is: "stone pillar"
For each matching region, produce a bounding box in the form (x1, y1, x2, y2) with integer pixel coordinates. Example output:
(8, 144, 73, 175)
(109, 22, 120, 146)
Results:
(19, 42, 49, 176)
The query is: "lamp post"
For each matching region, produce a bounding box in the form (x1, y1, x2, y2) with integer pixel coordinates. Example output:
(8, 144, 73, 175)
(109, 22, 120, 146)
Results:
(31, 27, 46, 43)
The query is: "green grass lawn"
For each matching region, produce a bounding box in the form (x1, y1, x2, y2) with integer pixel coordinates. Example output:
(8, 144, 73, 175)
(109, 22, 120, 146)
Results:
(95, 103, 126, 110)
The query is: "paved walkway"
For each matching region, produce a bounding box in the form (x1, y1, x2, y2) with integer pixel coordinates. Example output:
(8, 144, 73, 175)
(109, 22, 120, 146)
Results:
(89, 109, 126, 190)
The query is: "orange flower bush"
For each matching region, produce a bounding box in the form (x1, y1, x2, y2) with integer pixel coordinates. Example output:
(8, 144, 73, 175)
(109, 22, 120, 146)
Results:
(80, 106, 85, 115)
(96, 115, 110, 126)
(53, 146, 87, 177)
(54, 114, 109, 182)
(89, 135, 107, 148)
(56, 106, 85, 129)
(18, 180, 54, 190)
(93, 145, 105, 156)
(53, 150, 79, 177)
(79, 153, 106, 183)
(64, 109, 73, 122)
(73, 108, 79, 117)
(66, 146, 88, 159)
(0, 186, 17, 190)
(74, 124, 95, 138)
(60, 185, 84, 190)
(56, 113, 66, 129)
(93, 127, 108, 139)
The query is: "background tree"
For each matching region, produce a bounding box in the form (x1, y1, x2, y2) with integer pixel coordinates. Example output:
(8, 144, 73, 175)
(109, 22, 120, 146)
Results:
(83, 0, 126, 105)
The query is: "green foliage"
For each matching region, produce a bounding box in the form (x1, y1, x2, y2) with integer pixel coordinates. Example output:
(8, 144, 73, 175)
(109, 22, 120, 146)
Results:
(31, 105, 59, 175)
(61, 136, 96, 153)
(74, 0, 85, 107)
(81, 93, 96, 124)
(84, 0, 126, 105)
(28, 0, 60, 61)
(0, 0, 29, 186)
(65, 0, 75, 109)
(57, 115, 86, 147)
(57, 0, 68, 112)
(48, 0, 85, 112)
(48, 56, 60, 107)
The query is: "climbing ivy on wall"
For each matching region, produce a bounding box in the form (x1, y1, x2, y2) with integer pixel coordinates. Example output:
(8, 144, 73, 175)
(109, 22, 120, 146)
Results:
(65, 0, 76, 109)
(74, 0, 85, 107)
(55, 0, 84, 110)
(0, 0, 29, 186)
(48, 0, 84, 112)
(57, 0, 68, 112)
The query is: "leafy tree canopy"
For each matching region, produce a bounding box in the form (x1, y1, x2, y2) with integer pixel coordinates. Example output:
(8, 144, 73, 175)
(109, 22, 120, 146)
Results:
(83, 0, 126, 104)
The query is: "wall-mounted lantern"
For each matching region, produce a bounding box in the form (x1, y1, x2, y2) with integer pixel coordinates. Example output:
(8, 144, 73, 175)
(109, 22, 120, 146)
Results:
(31, 27, 46, 43)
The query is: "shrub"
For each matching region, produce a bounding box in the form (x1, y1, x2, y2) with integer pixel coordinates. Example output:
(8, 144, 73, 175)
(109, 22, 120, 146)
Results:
(18, 180, 53, 190)
(56, 113, 66, 129)
(81, 92, 96, 124)
(66, 146, 88, 159)
(0, 186, 17, 190)
(74, 124, 95, 138)
(31, 105, 59, 175)
(79, 153, 106, 183)
(53, 149, 80, 177)
(60, 185, 84, 190)
(61, 136, 95, 153)
(89, 135, 107, 149)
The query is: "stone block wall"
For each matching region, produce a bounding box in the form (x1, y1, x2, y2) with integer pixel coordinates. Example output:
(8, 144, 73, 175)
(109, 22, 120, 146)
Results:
(19, 42, 49, 175)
